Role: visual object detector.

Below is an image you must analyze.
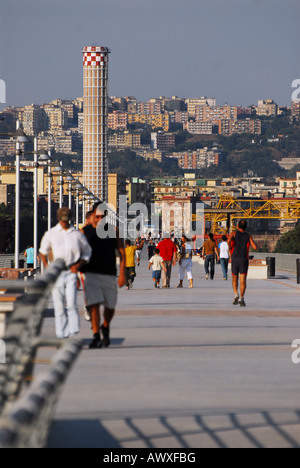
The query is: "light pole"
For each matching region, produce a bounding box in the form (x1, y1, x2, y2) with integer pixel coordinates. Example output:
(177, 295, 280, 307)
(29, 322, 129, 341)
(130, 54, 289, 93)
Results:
(33, 140, 48, 269)
(47, 151, 52, 231)
(14, 121, 30, 269)
(82, 189, 90, 225)
(65, 172, 74, 210)
(73, 179, 83, 229)
(51, 161, 64, 210)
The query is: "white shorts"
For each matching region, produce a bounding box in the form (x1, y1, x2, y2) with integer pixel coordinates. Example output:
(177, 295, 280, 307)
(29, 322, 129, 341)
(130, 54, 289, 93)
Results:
(84, 273, 118, 310)
(179, 260, 193, 281)
(136, 250, 141, 259)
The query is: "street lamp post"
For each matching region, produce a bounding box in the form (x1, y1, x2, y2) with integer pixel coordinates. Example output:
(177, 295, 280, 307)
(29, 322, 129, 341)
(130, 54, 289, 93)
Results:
(33, 146, 49, 269)
(14, 121, 30, 269)
(47, 151, 52, 231)
(65, 173, 74, 210)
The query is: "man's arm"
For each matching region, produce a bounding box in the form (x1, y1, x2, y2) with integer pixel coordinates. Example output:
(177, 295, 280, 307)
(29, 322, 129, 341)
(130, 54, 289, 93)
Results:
(39, 253, 48, 269)
(116, 230, 126, 289)
(69, 233, 92, 274)
(249, 235, 258, 251)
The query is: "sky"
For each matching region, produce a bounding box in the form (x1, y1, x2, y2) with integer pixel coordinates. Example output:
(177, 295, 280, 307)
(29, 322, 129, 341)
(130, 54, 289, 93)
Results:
(0, 0, 299, 108)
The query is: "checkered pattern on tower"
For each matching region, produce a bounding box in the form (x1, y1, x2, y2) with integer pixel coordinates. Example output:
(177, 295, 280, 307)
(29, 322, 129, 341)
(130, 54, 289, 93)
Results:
(82, 46, 110, 67)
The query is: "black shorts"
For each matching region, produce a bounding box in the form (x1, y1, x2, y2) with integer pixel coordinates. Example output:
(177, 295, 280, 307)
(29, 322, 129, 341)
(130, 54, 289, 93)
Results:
(231, 258, 249, 276)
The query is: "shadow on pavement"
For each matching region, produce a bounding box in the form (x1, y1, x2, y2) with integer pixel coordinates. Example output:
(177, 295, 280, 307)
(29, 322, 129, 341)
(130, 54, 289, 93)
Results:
(47, 409, 300, 448)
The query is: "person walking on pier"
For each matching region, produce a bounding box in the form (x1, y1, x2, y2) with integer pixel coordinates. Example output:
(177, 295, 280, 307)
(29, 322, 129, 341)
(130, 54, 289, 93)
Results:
(176, 235, 194, 289)
(39, 207, 92, 339)
(228, 220, 258, 307)
(203, 233, 219, 280)
(124, 239, 145, 290)
(157, 232, 177, 288)
(149, 248, 167, 289)
(81, 202, 126, 349)
(219, 235, 230, 280)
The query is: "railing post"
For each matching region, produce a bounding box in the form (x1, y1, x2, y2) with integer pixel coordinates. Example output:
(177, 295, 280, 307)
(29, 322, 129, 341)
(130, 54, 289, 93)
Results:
(297, 259, 300, 284)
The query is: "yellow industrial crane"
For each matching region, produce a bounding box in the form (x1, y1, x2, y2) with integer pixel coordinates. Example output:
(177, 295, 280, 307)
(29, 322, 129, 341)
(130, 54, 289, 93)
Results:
(203, 196, 300, 234)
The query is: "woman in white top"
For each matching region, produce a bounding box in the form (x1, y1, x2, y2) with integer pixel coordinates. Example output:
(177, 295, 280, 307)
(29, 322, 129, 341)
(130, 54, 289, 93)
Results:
(219, 235, 230, 280)
(176, 235, 193, 289)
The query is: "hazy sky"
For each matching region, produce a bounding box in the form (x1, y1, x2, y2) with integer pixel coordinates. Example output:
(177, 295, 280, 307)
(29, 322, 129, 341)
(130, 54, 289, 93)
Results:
(0, 0, 299, 108)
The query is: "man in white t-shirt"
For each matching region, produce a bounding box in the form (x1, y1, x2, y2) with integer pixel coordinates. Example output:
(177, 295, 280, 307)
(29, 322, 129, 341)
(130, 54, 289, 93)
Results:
(148, 249, 167, 289)
(39, 207, 92, 339)
(219, 235, 230, 280)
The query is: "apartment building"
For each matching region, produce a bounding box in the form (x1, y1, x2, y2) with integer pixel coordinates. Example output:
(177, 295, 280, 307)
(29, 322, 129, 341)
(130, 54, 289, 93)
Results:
(186, 97, 216, 117)
(162, 96, 186, 112)
(291, 101, 300, 121)
(0, 138, 16, 157)
(143, 150, 165, 163)
(173, 111, 188, 125)
(219, 118, 262, 136)
(108, 132, 141, 149)
(108, 173, 127, 213)
(151, 132, 175, 151)
(256, 99, 278, 117)
(128, 113, 170, 132)
(137, 100, 162, 115)
(185, 120, 213, 135)
(108, 111, 128, 131)
(43, 104, 68, 131)
(0, 170, 34, 210)
(177, 147, 222, 170)
(21, 104, 45, 136)
(202, 105, 238, 122)
(279, 177, 297, 197)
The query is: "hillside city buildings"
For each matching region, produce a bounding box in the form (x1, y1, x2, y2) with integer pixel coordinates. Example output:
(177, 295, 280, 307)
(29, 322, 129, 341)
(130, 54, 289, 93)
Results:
(0, 84, 298, 248)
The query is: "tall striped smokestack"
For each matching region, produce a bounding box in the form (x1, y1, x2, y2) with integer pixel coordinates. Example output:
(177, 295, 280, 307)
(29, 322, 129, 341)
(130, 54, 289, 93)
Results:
(82, 46, 111, 201)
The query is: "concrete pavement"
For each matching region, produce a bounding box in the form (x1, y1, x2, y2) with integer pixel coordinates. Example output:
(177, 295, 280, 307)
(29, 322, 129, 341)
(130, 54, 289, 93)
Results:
(40, 257, 300, 448)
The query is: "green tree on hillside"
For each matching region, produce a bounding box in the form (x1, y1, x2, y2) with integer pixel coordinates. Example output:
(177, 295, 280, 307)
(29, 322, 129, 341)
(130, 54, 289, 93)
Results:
(274, 224, 300, 254)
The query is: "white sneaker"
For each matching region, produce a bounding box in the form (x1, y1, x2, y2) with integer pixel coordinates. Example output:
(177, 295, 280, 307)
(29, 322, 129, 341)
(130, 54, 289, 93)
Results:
(206, 274, 209, 280)
(84, 306, 91, 322)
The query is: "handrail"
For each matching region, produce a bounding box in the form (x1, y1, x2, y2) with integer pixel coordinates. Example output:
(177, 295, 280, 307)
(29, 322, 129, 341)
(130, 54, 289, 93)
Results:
(0, 338, 81, 448)
(0, 259, 67, 412)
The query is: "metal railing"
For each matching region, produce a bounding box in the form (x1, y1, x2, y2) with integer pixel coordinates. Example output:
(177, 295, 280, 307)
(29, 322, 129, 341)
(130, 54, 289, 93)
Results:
(0, 338, 81, 448)
(0, 259, 67, 411)
(0, 259, 83, 448)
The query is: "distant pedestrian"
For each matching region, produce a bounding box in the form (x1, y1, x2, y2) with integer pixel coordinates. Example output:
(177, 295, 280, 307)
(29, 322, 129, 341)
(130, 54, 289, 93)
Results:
(176, 235, 193, 289)
(81, 202, 126, 349)
(228, 220, 258, 307)
(39, 207, 92, 339)
(24, 244, 35, 269)
(135, 237, 144, 266)
(148, 241, 156, 261)
(219, 235, 230, 280)
(149, 249, 167, 289)
(125, 239, 144, 290)
(157, 232, 178, 288)
(203, 233, 219, 280)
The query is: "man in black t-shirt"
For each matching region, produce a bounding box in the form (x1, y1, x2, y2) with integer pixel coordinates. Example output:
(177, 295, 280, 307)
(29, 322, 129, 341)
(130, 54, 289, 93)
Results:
(228, 220, 257, 307)
(81, 202, 126, 349)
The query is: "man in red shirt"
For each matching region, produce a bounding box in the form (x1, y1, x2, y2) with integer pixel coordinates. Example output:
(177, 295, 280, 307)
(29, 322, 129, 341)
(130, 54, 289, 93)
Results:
(157, 232, 178, 288)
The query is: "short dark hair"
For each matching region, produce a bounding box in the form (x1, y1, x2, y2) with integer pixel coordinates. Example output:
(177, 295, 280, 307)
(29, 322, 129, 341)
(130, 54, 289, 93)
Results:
(238, 220, 248, 231)
(222, 235, 227, 242)
(125, 239, 131, 246)
(92, 201, 108, 217)
(155, 248, 160, 255)
(209, 233, 214, 240)
(86, 210, 93, 219)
